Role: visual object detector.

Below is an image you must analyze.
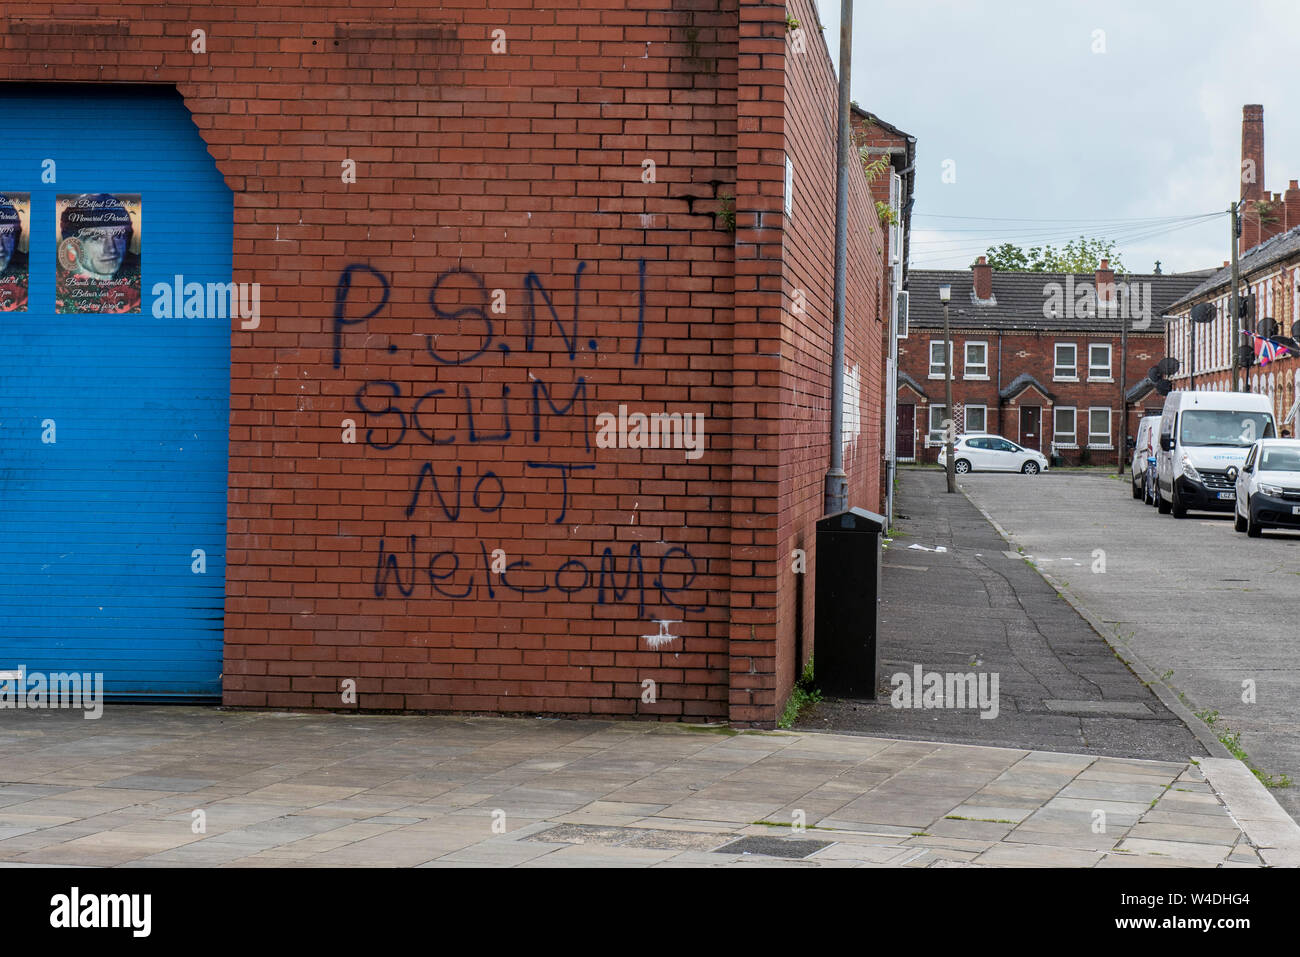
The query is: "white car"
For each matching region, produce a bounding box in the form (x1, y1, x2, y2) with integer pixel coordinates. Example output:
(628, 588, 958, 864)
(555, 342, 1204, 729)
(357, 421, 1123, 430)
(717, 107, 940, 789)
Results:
(938, 434, 1049, 475)
(1233, 438, 1300, 537)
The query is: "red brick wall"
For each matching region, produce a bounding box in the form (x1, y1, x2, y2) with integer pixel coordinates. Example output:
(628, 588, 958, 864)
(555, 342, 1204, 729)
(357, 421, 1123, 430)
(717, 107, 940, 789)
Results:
(850, 109, 907, 509)
(1, 0, 882, 727)
(898, 330, 1163, 464)
(774, 0, 884, 714)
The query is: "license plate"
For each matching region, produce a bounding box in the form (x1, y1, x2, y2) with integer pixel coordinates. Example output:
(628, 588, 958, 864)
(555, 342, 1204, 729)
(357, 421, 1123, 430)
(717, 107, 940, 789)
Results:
(1217, 492, 1235, 500)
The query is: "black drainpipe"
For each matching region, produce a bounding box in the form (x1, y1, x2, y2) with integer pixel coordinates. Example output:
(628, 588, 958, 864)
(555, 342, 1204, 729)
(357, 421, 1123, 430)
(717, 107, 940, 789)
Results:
(996, 332, 1003, 435)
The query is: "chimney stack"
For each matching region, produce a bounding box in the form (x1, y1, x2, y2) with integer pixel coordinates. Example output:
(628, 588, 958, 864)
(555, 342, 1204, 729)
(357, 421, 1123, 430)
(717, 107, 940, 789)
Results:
(1259, 192, 1285, 244)
(1240, 105, 1265, 252)
(1242, 104, 1265, 202)
(1285, 180, 1300, 231)
(972, 255, 993, 300)
(1095, 257, 1115, 310)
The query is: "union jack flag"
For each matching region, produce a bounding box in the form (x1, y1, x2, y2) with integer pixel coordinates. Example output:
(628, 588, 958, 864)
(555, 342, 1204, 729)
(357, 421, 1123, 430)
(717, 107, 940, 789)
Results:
(1246, 331, 1294, 366)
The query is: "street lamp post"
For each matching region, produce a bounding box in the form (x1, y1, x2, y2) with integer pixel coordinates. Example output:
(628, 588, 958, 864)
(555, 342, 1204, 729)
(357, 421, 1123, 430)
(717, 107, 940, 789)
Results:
(939, 284, 956, 493)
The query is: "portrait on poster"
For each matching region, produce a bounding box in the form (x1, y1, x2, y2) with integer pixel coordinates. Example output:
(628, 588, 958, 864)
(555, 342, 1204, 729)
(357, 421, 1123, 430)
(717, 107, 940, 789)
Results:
(55, 193, 142, 314)
(0, 192, 30, 312)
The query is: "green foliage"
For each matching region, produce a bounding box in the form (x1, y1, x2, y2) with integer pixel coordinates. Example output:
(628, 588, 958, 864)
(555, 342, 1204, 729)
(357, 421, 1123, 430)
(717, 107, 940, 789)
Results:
(777, 657, 822, 729)
(785, 13, 800, 31)
(1196, 709, 1292, 789)
(1250, 199, 1280, 226)
(980, 236, 1126, 274)
(859, 151, 890, 184)
(876, 200, 899, 227)
(945, 815, 1017, 824)
(717, 191, 736, 233)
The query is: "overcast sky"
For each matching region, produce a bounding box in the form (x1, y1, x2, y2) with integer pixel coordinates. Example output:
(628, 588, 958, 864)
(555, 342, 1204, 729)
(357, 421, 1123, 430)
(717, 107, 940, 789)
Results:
(811, 0, 1300, 275)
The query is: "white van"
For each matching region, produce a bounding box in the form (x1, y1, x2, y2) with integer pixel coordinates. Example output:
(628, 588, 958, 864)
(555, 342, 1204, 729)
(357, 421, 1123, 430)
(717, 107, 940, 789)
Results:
(1156, 390, 1277, 518)
(1130, 414, 1161, 500)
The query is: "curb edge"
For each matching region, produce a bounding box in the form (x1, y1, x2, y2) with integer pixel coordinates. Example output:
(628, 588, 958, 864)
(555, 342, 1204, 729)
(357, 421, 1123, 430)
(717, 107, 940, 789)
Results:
(956, 482, 1233, 762)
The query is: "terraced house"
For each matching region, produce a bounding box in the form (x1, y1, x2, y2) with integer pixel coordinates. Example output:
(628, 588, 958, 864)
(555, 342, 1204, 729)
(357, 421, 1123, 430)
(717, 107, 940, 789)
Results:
(1164, 228, 1300, 424)
(898, 259, 1204, 466)
(1163, 106, 1300, 426)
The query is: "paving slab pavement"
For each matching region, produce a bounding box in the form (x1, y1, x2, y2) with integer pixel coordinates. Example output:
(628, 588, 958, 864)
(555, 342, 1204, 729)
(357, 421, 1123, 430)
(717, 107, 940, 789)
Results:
(0, 706, 1294, 868)
(958, 468, 1300, 824)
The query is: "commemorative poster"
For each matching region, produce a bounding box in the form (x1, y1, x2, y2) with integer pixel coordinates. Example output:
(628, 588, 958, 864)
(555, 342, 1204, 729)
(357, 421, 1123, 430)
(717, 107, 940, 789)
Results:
(0, 192, 30, 312)
(55, 193, 142, 314)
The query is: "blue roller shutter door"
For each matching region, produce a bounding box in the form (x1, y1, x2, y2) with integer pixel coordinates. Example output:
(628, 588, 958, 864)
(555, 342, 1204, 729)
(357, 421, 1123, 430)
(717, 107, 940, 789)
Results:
(0, 85, 231, 698)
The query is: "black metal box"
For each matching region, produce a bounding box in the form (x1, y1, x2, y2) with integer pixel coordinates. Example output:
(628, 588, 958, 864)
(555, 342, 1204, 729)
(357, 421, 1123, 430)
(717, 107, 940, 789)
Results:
(813, 507, 885, 697)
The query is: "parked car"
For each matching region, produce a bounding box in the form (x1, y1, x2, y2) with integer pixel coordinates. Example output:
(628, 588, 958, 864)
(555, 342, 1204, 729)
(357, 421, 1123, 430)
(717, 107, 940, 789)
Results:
(1130, 414, 1161, 500)
(937, 434, 1050, 474)
(1142, 455, 1160, 507)
(1156, 390, 1276, 517)
(1233, 438, 1300, 537)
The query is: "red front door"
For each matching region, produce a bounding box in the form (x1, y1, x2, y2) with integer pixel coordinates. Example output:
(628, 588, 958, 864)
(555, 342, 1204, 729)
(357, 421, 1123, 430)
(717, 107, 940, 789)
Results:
(897, 404, 915, 459)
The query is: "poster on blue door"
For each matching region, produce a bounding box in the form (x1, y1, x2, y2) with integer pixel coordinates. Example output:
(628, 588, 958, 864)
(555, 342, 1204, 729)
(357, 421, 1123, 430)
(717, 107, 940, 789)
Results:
(0, 192, 29, 312)
(55, 193, 141, 313)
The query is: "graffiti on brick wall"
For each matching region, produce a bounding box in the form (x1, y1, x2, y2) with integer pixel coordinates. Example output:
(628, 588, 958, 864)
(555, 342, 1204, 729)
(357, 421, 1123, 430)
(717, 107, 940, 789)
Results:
(332, 260, 703, 621)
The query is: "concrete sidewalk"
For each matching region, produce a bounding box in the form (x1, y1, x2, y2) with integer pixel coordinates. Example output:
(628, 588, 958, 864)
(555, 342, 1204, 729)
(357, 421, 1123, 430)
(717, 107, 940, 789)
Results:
(1, 707, 1294, 867)
(801, 468, 1210, 760)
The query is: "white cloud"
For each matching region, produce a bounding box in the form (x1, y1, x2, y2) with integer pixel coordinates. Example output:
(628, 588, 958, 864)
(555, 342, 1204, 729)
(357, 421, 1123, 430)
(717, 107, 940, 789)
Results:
(811, 0, 1300, 271)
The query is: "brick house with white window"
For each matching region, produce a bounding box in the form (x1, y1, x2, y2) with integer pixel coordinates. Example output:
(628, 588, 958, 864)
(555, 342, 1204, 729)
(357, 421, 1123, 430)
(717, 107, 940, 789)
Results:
(897, 259, 1205, 465)
(1163, 105, 1300, 426)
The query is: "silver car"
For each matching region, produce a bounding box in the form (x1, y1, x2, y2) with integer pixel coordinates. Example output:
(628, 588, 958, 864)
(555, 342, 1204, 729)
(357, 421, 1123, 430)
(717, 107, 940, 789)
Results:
(1233, 438, 1300, 537)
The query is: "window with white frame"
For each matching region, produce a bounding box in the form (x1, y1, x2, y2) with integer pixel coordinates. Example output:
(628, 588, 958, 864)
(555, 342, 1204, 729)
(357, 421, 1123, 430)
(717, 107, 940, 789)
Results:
(964, 341, 988, 378)
(1054, 342, 1077, 379)
(965, 404, 987, 433)
(1088, 407, 1112, 447)
(1088, 343, 1112, 379)
(929, 340, 951, 377)
(928, 404, 948, 443)
(1053, 406, 1077, 446)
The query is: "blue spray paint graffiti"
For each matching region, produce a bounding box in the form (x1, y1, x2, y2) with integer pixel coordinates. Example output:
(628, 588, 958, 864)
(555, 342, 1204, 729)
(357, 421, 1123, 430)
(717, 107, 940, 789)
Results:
(332, 261, 703, 616)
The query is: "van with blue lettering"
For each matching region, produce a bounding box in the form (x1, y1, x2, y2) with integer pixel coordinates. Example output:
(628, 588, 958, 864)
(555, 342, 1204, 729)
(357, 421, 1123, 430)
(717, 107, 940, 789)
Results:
(1156, 390, 1276, 518)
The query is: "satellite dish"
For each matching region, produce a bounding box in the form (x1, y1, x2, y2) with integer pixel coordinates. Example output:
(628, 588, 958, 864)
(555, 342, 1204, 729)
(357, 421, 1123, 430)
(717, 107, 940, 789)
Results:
(1257, 317, 1279, 338)
(1156, 357, 1180, 377)
(1190, 302, 1216, 323)
(1238, 344, 1256, 368)
(1147, 365, 1161, 382)
(1155, 379, 1173, 396)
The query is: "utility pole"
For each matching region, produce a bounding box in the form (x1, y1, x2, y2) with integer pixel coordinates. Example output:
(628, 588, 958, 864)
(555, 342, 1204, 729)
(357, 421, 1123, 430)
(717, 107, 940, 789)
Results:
(942, 296, 956, 493)
(1230, 201, 1241, 392)
(1116, 289, 1127, 475)
(823, 0, 852, 516)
